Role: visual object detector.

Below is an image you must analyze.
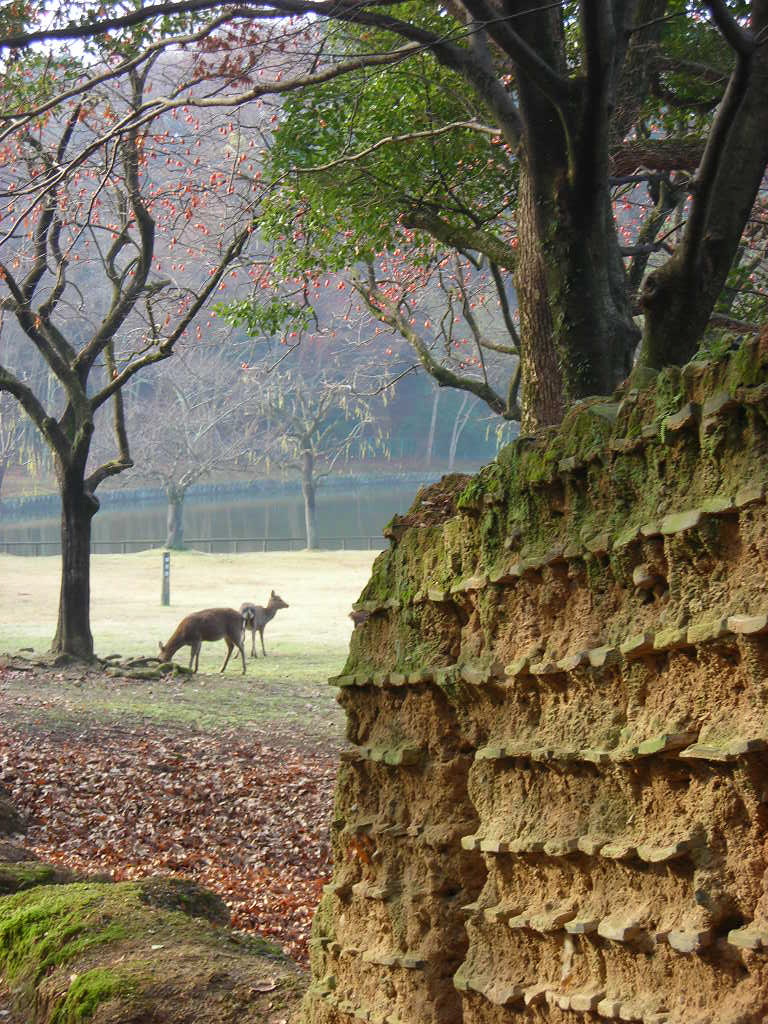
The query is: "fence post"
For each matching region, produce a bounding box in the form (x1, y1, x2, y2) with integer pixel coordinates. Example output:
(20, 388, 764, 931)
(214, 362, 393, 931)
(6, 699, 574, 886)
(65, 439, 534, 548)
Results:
(161, 551, 170, 606)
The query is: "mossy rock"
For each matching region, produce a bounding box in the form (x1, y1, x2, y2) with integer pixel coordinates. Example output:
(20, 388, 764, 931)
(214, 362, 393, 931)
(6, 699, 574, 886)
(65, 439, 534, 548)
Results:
(0, 858, 78, 896)
(0, 877, 305, 1023)
(0, 787, 26, 836)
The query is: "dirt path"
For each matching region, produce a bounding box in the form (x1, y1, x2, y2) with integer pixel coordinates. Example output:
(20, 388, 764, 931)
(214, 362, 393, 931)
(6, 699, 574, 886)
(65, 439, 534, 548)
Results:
(0, 658, 344, 964)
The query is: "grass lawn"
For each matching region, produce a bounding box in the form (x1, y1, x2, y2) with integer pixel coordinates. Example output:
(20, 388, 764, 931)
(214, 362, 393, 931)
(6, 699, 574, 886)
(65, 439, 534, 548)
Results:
(0, 548, 378, 735)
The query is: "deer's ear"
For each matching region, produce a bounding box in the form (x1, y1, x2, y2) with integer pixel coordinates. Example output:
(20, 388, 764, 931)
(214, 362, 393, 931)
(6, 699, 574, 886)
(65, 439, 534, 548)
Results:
(158, 641, 163, 652)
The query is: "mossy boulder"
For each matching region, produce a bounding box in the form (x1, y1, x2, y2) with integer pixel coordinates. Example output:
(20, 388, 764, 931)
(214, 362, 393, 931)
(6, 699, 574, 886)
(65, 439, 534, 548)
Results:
(136, 877, 229, 925)
(0, 877, 305, 1024)
(0, 858, 78, 895)
(0, 785, 25, 836)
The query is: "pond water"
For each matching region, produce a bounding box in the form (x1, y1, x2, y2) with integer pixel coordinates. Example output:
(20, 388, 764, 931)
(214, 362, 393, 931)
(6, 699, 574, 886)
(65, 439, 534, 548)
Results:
(0, 481, 426, 555)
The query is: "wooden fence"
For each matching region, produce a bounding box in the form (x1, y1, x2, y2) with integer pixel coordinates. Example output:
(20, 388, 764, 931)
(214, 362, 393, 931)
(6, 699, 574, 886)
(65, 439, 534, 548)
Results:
(0, 536, 388, 556)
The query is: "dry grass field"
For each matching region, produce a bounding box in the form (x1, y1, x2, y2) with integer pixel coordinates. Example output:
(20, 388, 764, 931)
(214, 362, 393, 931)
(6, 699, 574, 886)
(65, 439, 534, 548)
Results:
(0, 548, 377, 671)
(0, 549, 379, 733)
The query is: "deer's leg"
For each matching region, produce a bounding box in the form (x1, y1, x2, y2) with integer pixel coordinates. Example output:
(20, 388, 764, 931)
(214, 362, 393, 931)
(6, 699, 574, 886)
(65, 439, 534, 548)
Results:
(191, 641, 200, 673)
(220, 638, 233, 673)
(237, 637, 246, 674)
(251, 628, 257, 658)
(259, 628, 266, 657)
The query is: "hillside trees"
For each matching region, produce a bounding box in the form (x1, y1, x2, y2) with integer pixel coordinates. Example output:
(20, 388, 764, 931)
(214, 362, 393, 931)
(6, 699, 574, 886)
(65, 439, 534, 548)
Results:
(222, 322, 392, 550)
(0, 392, 28, 499)
(110, 349, 255, 549)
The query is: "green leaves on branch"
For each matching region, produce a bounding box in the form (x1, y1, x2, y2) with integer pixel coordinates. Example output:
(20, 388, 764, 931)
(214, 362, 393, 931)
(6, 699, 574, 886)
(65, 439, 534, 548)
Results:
(261, 42, 516, 275)
(213, 297, 313, 338)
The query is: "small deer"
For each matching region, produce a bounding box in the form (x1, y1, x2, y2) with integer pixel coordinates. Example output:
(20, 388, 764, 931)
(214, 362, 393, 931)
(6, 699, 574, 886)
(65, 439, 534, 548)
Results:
(158, 608, 246, 674)
(240, 591, 289, 657)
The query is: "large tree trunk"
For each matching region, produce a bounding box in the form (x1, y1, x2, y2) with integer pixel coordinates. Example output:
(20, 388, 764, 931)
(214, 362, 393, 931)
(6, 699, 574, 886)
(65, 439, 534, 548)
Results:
(165, 486, 185, 549)
(545, 184, 639, 398)
(511, 4, 639, 409)
(515, 161, 565, 429)
(637, 4, 768, 369)
(301, 448, 318, 550)
(52, 463, 98, 658)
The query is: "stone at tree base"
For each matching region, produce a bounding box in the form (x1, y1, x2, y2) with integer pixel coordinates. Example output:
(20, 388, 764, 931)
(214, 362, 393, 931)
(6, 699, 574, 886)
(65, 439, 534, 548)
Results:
(0, 785, 25, 836)
(304, 344, 768, 1024)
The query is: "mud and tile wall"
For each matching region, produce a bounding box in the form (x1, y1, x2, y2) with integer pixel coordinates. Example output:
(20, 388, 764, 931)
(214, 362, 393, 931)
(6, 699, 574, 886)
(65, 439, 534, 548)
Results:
(302, 340, 768, 1024)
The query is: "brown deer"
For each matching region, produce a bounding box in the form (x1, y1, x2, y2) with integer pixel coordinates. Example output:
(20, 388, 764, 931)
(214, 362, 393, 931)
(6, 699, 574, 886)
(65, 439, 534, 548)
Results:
(158, 608, 246, 674)
(240, 591, 289, 657)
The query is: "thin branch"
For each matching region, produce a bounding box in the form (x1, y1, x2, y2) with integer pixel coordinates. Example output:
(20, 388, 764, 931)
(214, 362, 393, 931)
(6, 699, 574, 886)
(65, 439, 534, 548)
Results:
(1, 12, 244, 141)
(292, 120, 500, 175)
(459, 0, 575, 107)
(0, 1, 260, 49)
(352, 270, 516, 420)
(90, 222, 252, 411)
(402, 206, 518, 271)
(488, 260, 521, 350)
(1, 43, 423, 246)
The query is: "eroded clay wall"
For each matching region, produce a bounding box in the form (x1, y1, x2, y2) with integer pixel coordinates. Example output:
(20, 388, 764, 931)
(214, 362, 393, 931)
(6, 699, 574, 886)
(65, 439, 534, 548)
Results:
(303, 339, 768, 1024)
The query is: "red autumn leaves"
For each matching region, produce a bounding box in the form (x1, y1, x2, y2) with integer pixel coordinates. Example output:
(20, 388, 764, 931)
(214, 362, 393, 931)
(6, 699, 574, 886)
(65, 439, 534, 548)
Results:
(0, 714, 336, 963)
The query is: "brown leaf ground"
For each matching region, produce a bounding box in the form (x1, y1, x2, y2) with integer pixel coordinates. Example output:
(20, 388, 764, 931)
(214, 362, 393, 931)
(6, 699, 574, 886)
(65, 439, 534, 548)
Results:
(0, 658, 342, 966)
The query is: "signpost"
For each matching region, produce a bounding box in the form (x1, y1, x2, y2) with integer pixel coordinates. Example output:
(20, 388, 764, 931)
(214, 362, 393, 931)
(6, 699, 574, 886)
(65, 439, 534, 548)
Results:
(161, 551, 170, 606)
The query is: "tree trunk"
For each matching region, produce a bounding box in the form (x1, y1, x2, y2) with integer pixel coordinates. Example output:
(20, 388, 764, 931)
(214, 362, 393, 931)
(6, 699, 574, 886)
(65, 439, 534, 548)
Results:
(448, 394, 478, 470)
(52, 463, 98, 658)
(424, 385, 440, 467)
(546, 184, 639, 399)
(301, 448, 318, 550)
(515, 160, 565, 430)
(165, 486, 186, 549)
(511, 9, 638, 410)
(638, 7, 768, 370)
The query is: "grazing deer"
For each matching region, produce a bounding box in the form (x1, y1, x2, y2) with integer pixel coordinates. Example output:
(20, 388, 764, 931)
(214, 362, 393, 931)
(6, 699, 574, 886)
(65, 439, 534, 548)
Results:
(158, 608, 246, 674)
(240, 591, 289, 657)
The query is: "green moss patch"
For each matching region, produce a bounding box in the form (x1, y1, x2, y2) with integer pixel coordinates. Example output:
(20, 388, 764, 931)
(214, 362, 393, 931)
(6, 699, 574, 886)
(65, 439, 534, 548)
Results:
(0, 859, 76, 895)
(345, 342, 768, 676)
(0, 878, 305, 1024)
(50, 967, 137, 1024)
